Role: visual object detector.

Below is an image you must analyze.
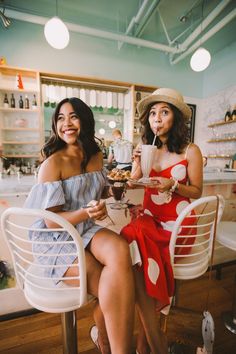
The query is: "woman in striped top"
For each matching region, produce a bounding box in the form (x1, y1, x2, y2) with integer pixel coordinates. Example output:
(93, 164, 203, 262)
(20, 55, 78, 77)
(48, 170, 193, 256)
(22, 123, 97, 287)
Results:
(24, 97, 135, 354)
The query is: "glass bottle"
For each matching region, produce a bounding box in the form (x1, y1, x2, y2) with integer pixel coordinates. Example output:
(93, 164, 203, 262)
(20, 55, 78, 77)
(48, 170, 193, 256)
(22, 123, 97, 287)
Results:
(231, 105, 236, 121)
(19, 95, 24, 109)
(10, 93, 15, 108)
(25, 95, 29, 109)
(32, 94, 37, 110)
(3, 93, 9, 108)
(224, 107, 231, 122)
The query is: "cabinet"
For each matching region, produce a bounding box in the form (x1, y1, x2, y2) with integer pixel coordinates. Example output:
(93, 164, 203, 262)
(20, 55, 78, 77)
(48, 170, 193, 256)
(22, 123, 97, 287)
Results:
(131, 84, 157, 146)
(207, 120, 236, 159)
(0, 66, 43, 161)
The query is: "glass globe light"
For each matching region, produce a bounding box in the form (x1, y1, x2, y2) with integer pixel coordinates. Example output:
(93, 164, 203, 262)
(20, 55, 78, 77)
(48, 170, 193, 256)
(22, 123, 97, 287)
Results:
(44, 17, 70, 49)
(108, 120, 116, 129)
(190, 47, 211, 72)
(99, 128, 106, 135)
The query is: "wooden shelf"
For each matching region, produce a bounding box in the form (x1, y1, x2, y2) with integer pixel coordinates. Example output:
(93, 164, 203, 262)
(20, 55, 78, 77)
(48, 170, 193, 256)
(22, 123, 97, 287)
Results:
(207, 155, 232, 159)
(207, 138, 236, 143)
(0, 107, 39, 113)
(2, 141, 39, 145)
(2, 128, 39, 131)
(0, 66, 38, 78)
(208, 120, 236, 127)
(0, 87, 39, 94)
(4, 154, 39, 158)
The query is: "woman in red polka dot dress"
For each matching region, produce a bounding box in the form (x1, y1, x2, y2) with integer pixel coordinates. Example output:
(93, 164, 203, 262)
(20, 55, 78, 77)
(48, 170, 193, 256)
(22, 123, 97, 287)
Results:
(121, 87, 203, 354)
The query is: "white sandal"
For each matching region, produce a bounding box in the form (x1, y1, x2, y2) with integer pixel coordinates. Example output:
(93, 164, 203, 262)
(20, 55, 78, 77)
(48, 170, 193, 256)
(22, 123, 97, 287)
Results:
(90, 325, 100, 350)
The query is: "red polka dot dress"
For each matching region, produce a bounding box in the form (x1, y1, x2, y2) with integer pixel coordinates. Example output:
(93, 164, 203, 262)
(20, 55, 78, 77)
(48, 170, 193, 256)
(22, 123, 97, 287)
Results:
(121, 159, 196, 310)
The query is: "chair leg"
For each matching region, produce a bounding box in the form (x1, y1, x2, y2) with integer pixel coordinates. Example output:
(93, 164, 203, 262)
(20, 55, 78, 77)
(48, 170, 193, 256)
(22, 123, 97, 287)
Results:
(61, 310, 78, 354)
(222, 272, 236, 334)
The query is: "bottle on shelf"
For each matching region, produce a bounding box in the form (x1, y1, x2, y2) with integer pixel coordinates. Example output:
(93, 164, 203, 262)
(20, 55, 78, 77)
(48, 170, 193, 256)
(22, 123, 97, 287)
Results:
(224, 107, 231, 122)
(3, 93, 9, 108)
(32, 94, 37, 110)
(136, 91, 141, 102)
(24, 95, 29, 109)
(19, 95, 24, 109)
(231, 105, 236, 121)
(10, 93, 15, 108)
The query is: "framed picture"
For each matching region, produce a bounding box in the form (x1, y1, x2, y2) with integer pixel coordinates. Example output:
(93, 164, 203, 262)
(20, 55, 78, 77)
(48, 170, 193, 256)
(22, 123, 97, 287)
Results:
(186, 103, 196, 142)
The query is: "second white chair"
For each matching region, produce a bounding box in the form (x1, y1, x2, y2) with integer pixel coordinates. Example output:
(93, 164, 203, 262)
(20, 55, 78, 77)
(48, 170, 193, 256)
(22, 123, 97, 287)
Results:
(1, 207, 89, 354)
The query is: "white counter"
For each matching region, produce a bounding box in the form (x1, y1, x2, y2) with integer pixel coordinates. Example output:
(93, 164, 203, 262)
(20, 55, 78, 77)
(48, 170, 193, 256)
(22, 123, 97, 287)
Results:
(0, 170, 235, 197)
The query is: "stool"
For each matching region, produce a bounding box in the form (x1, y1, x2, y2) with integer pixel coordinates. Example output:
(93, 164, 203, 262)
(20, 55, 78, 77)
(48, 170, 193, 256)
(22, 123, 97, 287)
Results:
(217, 221, 236, 334)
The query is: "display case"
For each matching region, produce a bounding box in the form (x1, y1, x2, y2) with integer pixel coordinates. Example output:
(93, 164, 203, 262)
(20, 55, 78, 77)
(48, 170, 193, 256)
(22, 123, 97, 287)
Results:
(0, 66, 43, 161)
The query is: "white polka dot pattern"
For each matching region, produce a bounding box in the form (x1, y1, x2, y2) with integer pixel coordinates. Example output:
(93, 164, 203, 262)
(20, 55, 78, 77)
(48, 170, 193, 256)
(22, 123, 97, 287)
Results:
(148, 258, 160, 284)
(170, 164, 186, 181)
(151, 191, 172, 205)
(144, 208, 153, 216)
(176, 200, 190, 215)
(160, 220, 175, 232)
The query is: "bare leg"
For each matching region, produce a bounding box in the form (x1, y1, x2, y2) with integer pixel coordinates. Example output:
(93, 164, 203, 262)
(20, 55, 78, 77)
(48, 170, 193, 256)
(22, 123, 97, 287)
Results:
(134, 267, 168, 354)
(90, 229, 135, 354)
(64, 251, 111, 354)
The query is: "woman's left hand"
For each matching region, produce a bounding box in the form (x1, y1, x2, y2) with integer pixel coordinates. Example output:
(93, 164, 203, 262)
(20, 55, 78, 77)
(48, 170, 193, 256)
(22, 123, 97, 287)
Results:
(149, 176, 173, 192)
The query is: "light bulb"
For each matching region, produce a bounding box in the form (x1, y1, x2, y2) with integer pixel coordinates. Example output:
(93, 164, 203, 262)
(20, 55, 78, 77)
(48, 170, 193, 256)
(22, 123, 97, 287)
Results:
(190, 47, 211, 72)
(99, 128, 106, 135)
(108, 120, 116, 129)
(44, 17, 70, 49)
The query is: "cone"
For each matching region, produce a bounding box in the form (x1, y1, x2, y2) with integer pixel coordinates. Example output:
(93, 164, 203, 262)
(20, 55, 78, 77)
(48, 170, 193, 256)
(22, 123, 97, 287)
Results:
(16, 73, 24, 90)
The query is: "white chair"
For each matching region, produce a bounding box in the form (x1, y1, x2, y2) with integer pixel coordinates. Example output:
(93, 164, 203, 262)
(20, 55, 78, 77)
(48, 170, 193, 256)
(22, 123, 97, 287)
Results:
(216, 221, 236, 334)
(169, 195, 225, 303)
(1, 207, 88, 354)
(167, 195, 225, 350)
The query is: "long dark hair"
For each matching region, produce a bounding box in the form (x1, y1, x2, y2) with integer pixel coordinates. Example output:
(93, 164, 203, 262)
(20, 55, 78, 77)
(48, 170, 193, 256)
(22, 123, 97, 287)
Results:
(41, 97, 101, 171)
(140, 102, 189, 153)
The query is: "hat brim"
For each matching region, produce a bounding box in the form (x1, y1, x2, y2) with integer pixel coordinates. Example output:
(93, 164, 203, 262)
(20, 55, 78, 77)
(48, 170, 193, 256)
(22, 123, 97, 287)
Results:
(137, 94, 192, 120)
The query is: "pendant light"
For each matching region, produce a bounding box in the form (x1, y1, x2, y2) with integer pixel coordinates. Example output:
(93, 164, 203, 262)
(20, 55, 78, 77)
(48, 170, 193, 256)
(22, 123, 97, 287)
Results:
(44, 0, 69, 50)
(190, 47, 211, 72)
(190, 0, 211, 72)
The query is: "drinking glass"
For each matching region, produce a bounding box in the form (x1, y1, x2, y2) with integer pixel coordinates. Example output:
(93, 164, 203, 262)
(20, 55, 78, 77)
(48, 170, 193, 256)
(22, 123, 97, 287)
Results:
(110, 181, 127, 209)
(140, 145, 157, 183)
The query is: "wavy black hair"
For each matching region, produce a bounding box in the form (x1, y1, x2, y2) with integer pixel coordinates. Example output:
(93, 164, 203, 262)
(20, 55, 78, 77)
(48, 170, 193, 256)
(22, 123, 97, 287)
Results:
(139, 102, 189, 153)
(41, 97, 101, 171)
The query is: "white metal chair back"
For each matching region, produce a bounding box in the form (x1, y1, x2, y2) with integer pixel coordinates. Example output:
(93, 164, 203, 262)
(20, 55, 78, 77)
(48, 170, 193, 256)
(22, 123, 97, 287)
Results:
(169, 195, 225, 280)
(1, 207, 87, 313)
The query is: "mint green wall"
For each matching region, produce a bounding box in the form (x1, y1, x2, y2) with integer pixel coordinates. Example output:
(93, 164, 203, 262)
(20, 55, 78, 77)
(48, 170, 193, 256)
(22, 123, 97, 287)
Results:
(0, 20, 235, 98)
(1, 20, 203, 96)
(203, 41, 236, 97)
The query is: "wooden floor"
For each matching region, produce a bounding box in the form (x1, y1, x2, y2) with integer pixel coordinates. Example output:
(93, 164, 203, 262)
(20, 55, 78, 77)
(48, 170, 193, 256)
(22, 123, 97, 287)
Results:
(0, 265, 235, 354)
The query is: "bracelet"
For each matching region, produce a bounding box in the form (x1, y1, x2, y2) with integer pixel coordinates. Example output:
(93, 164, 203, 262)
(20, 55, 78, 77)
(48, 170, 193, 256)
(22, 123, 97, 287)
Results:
(170, 178, 179, 193)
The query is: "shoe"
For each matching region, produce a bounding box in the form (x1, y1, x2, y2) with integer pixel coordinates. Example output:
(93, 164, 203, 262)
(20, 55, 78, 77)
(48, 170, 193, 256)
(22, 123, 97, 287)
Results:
(90, 325, 100, 350)
(168, 342, 185, 354)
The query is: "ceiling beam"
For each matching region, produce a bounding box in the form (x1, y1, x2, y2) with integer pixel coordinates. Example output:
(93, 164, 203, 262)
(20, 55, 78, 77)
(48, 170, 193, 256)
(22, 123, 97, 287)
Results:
(6, 9, 180, 54)
(171, 8, 236, 65)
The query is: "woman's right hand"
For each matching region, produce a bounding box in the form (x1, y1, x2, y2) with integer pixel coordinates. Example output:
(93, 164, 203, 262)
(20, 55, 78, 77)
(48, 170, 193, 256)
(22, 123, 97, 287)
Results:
(86, 200, 107, 221)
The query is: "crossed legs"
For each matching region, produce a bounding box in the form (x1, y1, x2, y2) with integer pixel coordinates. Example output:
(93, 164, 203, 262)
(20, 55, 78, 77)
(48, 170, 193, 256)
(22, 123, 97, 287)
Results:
(64, 228, 135, 354)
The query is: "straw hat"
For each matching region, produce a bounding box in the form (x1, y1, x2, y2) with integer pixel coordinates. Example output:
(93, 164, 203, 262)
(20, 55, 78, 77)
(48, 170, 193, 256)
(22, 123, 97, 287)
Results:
(137, 87, 192, 120)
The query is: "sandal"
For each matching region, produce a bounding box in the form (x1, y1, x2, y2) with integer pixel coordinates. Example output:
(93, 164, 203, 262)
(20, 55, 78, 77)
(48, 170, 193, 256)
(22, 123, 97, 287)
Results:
(90, 325, 100, 351)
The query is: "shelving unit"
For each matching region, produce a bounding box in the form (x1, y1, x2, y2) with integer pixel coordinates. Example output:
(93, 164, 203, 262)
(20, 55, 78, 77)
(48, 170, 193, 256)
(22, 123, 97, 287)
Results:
(0, 66, 43, 162)
(207, 119, 236, 161)
(208, 120, 236, 127)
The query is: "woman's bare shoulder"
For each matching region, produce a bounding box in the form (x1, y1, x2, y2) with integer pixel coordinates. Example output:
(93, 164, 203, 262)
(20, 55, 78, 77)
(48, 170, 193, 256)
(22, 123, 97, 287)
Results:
(38, 153, 62, 183)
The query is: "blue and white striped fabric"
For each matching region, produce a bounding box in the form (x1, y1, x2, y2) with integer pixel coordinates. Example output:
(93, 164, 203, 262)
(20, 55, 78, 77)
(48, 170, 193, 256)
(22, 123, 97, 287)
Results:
(24, 169, 107, 281)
